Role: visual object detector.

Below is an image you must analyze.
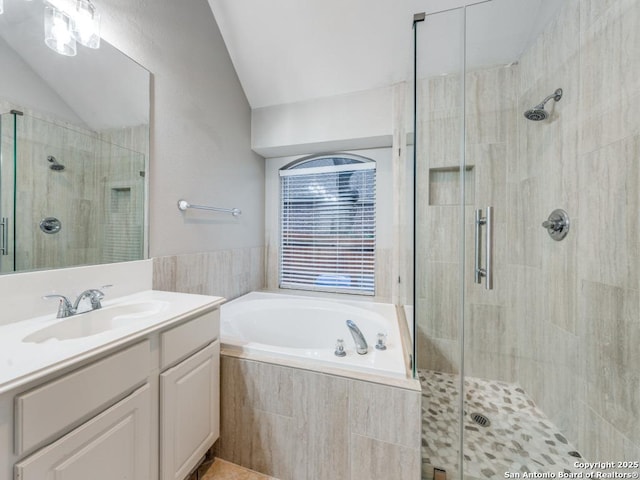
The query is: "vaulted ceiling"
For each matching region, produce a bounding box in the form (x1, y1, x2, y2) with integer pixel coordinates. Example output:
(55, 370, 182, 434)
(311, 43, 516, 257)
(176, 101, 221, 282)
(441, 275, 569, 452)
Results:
(208, 0, 566, 109)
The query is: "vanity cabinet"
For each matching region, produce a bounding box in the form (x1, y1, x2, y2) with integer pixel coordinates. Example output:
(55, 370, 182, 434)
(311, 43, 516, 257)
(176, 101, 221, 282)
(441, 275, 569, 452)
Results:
(14, 384, 151, 480)
(14, 340, 150, 456)
(159, 309, 220, 480)
(160, 341, 220, 480)
(2, 303, 221, 480)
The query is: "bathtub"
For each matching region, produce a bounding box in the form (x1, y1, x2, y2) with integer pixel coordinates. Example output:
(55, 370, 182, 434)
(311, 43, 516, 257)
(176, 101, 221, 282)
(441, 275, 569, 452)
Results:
(220, 291, 409, 379)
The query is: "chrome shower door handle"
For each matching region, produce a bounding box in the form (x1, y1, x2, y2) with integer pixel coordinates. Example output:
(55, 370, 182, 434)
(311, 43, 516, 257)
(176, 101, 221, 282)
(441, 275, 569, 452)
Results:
(474, 209, 483, 284)
(474, 207, 493, 290)
(0, 217, 8, 255)
(485, 206, 493, 290)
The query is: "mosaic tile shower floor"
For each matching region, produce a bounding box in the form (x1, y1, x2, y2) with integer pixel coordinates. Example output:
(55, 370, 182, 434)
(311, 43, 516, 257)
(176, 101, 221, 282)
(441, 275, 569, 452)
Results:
(419, 370, 583, 479)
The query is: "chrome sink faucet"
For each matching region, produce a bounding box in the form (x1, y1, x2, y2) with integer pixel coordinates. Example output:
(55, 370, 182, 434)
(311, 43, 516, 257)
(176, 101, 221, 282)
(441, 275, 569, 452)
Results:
(346, 319, 368, 355)
(44, 285, 111, 318)
(73, 288, 106, 313)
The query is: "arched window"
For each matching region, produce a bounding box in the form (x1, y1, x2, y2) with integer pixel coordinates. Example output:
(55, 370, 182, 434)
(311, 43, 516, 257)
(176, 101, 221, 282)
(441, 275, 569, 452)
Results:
(279, 153, 376, 295)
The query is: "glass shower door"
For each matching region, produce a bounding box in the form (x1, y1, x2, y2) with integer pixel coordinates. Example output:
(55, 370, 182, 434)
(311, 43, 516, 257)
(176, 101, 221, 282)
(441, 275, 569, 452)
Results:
(413, 6, 467, 479)
(460, 1, 588, 478)
(4, 112, 146, 273)
(0, 111, 17, 273)
(416, 0, 638, 478)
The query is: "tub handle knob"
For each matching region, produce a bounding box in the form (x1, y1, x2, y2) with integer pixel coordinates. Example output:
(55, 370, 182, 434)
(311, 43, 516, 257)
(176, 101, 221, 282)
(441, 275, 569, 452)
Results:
(375, 333, 387, 351)
(334, 339, 347, 357)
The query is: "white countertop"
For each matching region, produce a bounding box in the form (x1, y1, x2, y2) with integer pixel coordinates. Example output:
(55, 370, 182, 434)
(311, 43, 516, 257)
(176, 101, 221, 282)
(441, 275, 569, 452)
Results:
(0, 290, 224, 395)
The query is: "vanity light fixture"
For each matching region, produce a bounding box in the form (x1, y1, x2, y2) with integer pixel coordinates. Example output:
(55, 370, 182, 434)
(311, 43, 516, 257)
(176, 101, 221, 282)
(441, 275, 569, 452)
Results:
(43, 0, 101, 56)
(44, 4, 77, 56)
(71, 0, 100, 49)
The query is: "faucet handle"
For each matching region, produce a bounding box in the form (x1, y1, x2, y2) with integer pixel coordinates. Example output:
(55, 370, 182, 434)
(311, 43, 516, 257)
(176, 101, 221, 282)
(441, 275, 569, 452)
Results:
(43, 294, 74, 318)
(88, 287, 109, 309)
(94, 285, 112, 308)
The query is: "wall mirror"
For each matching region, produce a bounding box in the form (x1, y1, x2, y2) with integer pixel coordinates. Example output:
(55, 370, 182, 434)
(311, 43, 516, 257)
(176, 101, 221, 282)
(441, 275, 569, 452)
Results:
(0, 0, 150, 274)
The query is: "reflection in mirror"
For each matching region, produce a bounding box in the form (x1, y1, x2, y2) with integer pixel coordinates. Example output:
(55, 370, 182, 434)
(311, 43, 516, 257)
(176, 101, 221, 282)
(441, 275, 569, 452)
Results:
(0, 0, 150, 274)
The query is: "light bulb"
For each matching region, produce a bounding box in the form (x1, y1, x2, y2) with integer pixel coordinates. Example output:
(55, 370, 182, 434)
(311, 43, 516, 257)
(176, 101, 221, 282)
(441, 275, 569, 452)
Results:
(44, 4, 77, 56)
(72, 0, 100, 49)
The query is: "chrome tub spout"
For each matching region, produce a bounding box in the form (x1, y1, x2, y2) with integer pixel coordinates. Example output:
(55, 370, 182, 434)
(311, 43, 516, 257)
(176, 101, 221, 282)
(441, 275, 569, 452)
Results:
(346, 319, 368, 355)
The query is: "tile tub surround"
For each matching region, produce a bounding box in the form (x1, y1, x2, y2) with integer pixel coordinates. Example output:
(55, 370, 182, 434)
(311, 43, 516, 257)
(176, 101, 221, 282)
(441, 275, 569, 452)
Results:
(217, 355, 421, 480)
(420, 370, 583, 480)
(152, 247, 265, 302)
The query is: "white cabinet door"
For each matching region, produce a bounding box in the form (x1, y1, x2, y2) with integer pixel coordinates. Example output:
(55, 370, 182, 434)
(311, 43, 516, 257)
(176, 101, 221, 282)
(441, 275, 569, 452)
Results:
(15, 383, 151, 480)
(160, 340, 220, 480)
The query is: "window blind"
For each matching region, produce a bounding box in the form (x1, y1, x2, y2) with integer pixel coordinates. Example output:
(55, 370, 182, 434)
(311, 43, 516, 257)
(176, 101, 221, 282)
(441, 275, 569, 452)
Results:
(279, 162, 376, 295)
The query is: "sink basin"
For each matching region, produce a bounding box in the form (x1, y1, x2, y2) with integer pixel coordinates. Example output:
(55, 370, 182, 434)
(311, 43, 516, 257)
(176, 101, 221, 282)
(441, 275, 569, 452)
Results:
(23, 301, 170, 343)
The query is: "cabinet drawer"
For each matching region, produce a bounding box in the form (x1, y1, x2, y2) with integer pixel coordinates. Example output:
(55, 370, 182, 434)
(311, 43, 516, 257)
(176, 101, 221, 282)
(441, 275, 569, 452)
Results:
(15, 340, 150, 455)
(160, 309, 219, 370)
(15, 383, 151, 480)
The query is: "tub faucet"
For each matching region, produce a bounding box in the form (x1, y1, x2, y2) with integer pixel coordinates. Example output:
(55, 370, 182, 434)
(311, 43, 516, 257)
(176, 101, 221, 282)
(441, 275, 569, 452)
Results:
(346, 319, 368, 355)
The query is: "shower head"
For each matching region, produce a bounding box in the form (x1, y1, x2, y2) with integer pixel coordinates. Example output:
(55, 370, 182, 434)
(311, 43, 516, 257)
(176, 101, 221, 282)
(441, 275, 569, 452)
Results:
(523, 106, 549, 121)
(47, 155, 65, 171)
(524, 88, 563, 121)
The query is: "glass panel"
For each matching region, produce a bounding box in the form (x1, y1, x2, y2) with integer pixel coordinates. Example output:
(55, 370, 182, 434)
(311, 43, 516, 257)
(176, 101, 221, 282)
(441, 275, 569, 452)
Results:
(0, 0, 150, 275)
(13, 113, 145, 272)
(0, 112, 16, 273)
(460, 0, 637, 478)
(413, 7, 466, 479)
(415, 1, 639, 478)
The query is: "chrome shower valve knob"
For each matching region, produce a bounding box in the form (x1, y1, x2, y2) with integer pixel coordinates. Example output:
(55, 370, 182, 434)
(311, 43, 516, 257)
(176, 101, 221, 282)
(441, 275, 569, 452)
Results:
(375, 332, 387, 351)
(542, 209, 570, 241)
(334, 339, 347, 357)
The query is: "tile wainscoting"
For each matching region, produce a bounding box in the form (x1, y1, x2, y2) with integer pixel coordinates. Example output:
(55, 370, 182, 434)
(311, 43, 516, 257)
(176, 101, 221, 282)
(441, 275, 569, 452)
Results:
(217, 354, 421, 480)
(152, 247, 265, 301)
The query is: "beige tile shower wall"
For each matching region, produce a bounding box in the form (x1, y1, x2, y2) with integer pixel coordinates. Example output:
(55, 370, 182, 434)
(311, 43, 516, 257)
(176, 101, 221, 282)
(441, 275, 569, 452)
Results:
(15, 114, 103, 271)
(513, 0, 581, 444)
(513, 0, 640, 461)
(418, 0, 640, 462)
(464, 63, 518, 383)
(152, 246, 265, 301)
(218, 355, 421, 480)
(97, 127, 148, 264)
(415, 64, 518, 380)
(414, 71, 462, 373)
(99, 124, 150, 161)
(6, 111, 148, 272)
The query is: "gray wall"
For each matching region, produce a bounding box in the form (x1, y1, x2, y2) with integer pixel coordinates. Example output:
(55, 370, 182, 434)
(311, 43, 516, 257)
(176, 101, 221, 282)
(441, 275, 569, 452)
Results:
(97, 0, 266, 300)
(99, 0, 265, 258)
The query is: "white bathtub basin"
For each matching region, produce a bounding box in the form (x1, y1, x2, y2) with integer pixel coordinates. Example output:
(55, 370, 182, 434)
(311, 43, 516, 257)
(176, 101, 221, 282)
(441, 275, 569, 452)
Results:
(22, 301, 169, 343)
(221, 291, 409, 379)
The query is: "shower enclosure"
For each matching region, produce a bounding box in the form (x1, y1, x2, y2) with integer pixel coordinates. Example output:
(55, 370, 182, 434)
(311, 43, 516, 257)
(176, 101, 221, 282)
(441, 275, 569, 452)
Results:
(412, 1, 639, 478)
(0, 110, 146, 273)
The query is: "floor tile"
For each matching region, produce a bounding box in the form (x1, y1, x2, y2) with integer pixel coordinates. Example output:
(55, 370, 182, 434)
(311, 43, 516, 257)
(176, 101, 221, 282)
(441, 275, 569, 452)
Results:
(420, 369, 583, 479)
(197, 458, 279, 480)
